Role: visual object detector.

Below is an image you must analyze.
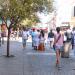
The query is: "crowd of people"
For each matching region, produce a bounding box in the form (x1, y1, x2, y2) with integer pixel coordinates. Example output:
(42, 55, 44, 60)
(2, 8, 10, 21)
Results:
(21, 26, 75, 67)
(1, 26, 75, 68)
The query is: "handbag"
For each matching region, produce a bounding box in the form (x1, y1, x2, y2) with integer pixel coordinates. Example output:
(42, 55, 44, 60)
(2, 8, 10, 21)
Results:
(38, 43, 45, 51)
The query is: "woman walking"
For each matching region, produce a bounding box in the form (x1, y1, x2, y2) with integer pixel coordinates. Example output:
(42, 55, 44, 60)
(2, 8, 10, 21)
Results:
(53, 27, 64, 67)
(38, 30, 45, 51)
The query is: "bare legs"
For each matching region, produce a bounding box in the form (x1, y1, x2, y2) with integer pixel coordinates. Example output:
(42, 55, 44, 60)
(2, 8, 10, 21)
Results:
(50, 41, 53, 48)
(56, 50, 60, 65)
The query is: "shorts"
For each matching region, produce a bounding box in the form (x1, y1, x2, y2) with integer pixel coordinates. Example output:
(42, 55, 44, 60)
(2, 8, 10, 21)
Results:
(48, 38, 54, 42)
(54, 45, 63, 51)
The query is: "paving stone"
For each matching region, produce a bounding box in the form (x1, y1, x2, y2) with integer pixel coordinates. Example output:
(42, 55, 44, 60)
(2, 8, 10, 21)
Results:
(0, 38, 74, 75)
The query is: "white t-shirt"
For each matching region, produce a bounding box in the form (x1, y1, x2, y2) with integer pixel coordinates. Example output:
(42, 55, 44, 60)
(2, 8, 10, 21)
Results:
(40, 37, 45, 43)
(22, 31, 28, 39)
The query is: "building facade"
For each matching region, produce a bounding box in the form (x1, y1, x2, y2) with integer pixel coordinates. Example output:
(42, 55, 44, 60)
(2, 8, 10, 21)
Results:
(55, 0, 75, 28)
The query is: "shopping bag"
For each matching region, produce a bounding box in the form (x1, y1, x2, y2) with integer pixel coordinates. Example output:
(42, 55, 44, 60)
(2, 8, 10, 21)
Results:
(38, 43, 45, 51)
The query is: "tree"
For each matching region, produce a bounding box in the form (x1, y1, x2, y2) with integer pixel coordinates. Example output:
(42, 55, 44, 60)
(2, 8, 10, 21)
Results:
(0, 0, 53, 23)
(0, 0, 53, 57)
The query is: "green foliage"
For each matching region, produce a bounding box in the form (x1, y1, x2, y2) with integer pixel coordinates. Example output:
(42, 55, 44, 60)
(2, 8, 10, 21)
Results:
(0, 0, 53, 27)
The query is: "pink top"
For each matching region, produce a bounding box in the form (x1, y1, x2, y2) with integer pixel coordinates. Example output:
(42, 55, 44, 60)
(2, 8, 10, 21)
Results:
(54, 32, 64, 46)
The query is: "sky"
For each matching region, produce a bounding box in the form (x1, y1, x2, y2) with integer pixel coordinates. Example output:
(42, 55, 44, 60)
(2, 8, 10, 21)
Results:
(37, 0, 75, 27)
(38, 0, 75, 26)
(55, 0, 75, 26)
(37, 12, 53, 24)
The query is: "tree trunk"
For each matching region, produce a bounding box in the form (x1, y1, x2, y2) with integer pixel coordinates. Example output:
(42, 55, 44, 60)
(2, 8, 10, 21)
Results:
(7, 28, 10, 57)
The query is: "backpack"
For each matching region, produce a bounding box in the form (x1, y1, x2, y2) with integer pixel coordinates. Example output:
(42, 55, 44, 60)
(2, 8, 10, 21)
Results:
(65, 32, 72, 41)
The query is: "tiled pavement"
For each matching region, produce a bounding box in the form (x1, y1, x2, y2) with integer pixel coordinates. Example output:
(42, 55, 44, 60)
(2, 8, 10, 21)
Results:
(0, 38, 75, 75)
